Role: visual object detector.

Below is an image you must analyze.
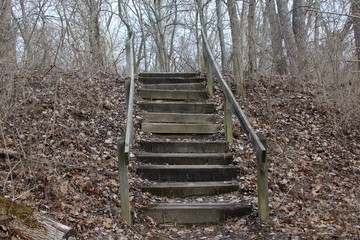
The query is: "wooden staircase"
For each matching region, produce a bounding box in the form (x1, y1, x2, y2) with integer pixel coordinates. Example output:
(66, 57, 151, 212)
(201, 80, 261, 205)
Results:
(135, 72, 252, 225)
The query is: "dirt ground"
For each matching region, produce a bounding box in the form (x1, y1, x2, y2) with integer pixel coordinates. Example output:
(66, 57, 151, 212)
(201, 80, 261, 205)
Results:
(0, 72, 358, 239)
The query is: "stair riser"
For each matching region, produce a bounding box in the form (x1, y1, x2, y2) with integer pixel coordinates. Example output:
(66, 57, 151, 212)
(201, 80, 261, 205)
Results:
(143, 185, 238, 197)
(142, 113, 215, 124)
(139, 89, 208, 101)
(137, 167, 238, 182)
(139, 72, 201, 78)
(137, 156, 232, 165)
(143, 204, 252, 224)
(139, 102, 215, 114)
(142, 83, 205, 91)
(139, 141, 229, 153)
(139, 77, 204, 84)
(142, 123, 218, 134)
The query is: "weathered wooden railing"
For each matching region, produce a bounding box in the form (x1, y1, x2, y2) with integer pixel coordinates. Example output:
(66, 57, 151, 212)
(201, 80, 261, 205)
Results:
(201, 28, 269, 220)
(118, 30, 135, 226)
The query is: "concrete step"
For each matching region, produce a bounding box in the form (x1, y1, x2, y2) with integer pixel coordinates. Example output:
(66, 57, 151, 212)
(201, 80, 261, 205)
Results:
(142, 112, 216, 124)
(139, 89, 208, 101)
(142, 123, 218, 134)
(137, 165, 238, 182)
(139, 102, 215, 114)
(143, 181, 238, 197)
(142, 203, 252, 224)
(142, 83, 205, 91)
(139, 140, 229, 153)
(139, 72, 201, 78)
(136, 152, 233, 165)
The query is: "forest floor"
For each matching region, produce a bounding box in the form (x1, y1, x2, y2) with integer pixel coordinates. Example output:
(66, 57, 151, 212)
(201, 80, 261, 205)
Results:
(0, 72, 359, 239)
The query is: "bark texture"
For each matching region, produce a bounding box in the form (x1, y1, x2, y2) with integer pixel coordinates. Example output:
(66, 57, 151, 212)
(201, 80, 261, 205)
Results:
(352, 0, 360, 70)
(227, 0, 243, 93)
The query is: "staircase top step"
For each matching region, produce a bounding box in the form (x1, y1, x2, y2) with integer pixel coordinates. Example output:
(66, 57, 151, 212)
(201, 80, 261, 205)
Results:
(139, 72, 201, 78)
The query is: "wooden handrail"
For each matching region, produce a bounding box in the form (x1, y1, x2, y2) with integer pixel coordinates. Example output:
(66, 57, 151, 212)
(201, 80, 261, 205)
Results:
(125, 30, 135, 155)
(200, 28, 269, 220)
(119, 29, 135, 227)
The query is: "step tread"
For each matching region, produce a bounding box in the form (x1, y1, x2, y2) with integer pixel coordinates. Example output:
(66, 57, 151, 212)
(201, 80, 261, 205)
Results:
(141, 112, 216, 124)
(142, 203, 252, 224)
(139, 72, 201, 78)
(139, 102, 215, 114)
(136, 152, 233, 165)
(144, 202, 251, 209)
(139, 140, 229, 153)
(145, 181, 238, 188)
(142, 83, 205, 90)
(138, 165, 237, 169)
(142, 123, 218, 134)
(137, 152, 232, 158)
(139, 89, 208, 101)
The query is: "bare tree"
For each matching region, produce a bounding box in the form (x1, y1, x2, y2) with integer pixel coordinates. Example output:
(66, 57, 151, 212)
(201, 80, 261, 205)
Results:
(215, 0, 226, 71)
(85, 0, 104, 71)
(266, 0, 287, 74)
(0, 0, 16, 71)
(227, 0, 244, 93)
(247, 0, 256, 81)
(352, 0, 360, 70)
(276, 0, 300, 76)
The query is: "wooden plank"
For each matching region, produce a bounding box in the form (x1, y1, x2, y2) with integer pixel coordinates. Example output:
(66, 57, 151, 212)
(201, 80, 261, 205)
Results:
(136, 152, 233, 165)
(142, 112, 215, 124)
(143, 203, 252, 224)
(139, 140, 229, 153)
(139, 102, 215, 114)
(118, 136, 132, 226)
(139, 72, 201, 78)
(142, 123, 218, 134)
(136, 164, 238, 181)
(142, 83, 205, 90)
(138, 77, 205, 84)
(139, 89, 208, 101)
(143, 181, 238, 197)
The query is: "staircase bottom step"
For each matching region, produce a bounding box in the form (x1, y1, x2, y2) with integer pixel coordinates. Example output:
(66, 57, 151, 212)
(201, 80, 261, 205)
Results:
(143, 181, 238, 197)
(143, 203, 252, 224)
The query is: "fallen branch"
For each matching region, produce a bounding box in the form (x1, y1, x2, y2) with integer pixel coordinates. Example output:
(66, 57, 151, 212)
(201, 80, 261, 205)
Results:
(0, 148, 19, 159)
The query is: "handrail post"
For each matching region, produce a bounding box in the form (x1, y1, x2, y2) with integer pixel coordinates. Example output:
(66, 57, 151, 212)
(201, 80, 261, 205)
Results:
(256, 133, 269, 220)
(224, 94, 233, 144)
(118, 135, 132, 226)
(203, 49, 214, 96)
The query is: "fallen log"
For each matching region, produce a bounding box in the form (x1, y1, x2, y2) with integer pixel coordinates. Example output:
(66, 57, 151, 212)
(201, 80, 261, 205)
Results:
(0, 148, 19, 159)
(0, 196, 76, 239)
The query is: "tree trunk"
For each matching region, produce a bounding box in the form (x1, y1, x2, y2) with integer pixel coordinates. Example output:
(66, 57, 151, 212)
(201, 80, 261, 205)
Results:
(0, 196, 76, 240)
(86, 0, 103, 71)
(352, 0, 360, 70)
(266, 0, 287, 75)
(0, 0, 16, 70)
(292, 0, 308, 74)
(215, 0, 227, 71)
(247, 0, 256, 81)
(276, 0, 300, 76)
(227, 0, 243, 93)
